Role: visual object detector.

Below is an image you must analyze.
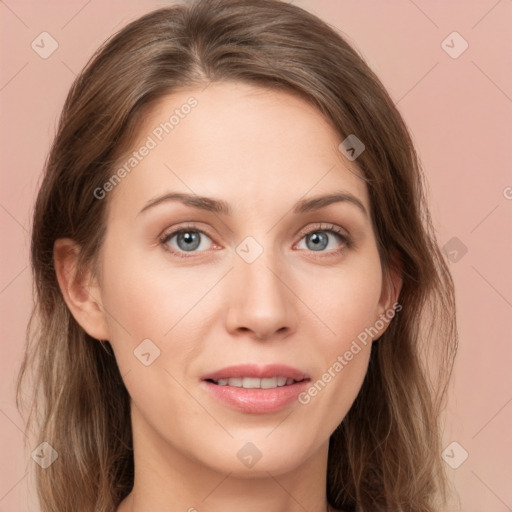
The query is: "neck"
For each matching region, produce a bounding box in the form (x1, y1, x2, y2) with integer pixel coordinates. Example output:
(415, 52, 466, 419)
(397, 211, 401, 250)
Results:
(117, 404, 334, 512)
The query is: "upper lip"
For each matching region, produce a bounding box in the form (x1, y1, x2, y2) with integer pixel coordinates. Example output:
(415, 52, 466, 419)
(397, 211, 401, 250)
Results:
(201, 364, 310, 382)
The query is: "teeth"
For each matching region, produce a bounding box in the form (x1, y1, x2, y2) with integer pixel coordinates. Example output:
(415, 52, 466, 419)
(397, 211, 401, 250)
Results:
(242, 377, 261, 389)
(227, 377, 242, 387)
(213, 376, 300, 389)
(261, 377, 277, 389)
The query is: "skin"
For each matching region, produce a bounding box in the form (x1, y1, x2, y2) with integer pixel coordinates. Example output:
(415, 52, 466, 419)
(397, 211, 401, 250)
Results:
(54, 81, 401, 512)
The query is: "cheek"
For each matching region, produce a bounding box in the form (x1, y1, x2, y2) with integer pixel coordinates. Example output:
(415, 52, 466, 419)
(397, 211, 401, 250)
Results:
(97, 256, 206, 424)
(99, 241, 201, 338)
(295, 252, 382, 414)
(97, 241, 226, 390)
(303, 253, 384, 347)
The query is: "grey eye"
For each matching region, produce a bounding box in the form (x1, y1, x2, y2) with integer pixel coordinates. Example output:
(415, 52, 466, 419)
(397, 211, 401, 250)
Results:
(305, 232, 329, 251)
(175, 231, 201, 251)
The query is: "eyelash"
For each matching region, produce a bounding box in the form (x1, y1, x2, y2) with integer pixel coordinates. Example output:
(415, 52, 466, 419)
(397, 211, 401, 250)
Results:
(159, 222, 352, 259)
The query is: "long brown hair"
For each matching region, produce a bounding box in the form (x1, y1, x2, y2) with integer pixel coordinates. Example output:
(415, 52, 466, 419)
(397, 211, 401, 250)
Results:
(16, 1, 458, 510)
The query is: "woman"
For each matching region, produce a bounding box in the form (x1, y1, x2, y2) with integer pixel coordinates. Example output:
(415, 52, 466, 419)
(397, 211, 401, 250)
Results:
(16, 0, 458, 511)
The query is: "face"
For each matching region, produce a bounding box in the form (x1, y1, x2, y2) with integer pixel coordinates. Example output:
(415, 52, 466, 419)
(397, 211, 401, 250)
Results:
(81, 82, 396, 476)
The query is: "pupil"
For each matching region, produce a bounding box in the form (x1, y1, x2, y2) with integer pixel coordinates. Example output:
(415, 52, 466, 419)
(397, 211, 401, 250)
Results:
(308, 232, 327, 251)
(178, 231, 200, 251)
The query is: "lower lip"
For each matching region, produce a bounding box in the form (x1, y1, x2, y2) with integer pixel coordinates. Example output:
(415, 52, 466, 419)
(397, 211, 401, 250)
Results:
(202, 380, 309, 414)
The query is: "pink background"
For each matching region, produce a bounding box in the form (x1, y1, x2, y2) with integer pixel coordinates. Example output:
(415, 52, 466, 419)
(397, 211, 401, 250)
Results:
(1, 1, 511, 510)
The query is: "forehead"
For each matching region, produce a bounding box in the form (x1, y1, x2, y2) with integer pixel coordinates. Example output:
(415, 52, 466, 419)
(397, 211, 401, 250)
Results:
(106, 81, 369, 220)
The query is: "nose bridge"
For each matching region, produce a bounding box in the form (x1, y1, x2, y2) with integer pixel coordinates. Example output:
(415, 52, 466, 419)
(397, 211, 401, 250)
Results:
(235, 235, 286, 307)
(225, 234, 297, 339)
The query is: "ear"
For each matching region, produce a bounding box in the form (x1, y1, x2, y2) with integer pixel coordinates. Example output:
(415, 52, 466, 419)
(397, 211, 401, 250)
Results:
(53, 238, 110, 341)
(375, 250, 403, 338)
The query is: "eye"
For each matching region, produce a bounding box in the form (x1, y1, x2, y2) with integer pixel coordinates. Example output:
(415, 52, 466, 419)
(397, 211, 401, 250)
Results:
(295, 223, 352, 255)
(160, 222, 352, 259)
(160, 224, 216, 258)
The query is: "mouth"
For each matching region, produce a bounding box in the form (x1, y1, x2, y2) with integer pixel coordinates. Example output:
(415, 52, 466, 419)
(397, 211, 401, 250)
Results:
(200, 364, 310, 414)
(205, 376, 307, 389)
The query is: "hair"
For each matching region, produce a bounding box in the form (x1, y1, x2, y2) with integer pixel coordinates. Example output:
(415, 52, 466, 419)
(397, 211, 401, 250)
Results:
(16, 1, 458, 511)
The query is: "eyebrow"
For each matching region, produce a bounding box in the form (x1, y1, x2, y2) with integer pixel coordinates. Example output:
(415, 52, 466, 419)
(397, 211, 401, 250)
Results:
(138, 191, 367, 217)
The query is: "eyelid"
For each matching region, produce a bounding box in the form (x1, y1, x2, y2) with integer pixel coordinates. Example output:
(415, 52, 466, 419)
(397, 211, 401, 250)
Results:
(293, 222, 353, 256)
(295, 222, 350, 242)
(159, 222, 215, 243)
(159, 221, 352, 258)
(158, 223, 219, 259)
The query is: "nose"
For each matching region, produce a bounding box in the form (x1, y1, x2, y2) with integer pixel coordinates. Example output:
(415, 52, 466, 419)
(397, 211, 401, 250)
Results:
(225, 246, 298, 341)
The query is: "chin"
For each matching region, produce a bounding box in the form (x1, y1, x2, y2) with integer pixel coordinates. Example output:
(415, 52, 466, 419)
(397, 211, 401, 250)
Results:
(189, 433, 321, 477)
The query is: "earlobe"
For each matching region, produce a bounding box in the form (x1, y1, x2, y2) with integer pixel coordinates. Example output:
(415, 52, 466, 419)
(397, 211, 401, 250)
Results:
(53, 238, 110, 341)
(382, 265, 403, 312)
(380, 249, 403, 309)
(375, 252, 403, 338)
